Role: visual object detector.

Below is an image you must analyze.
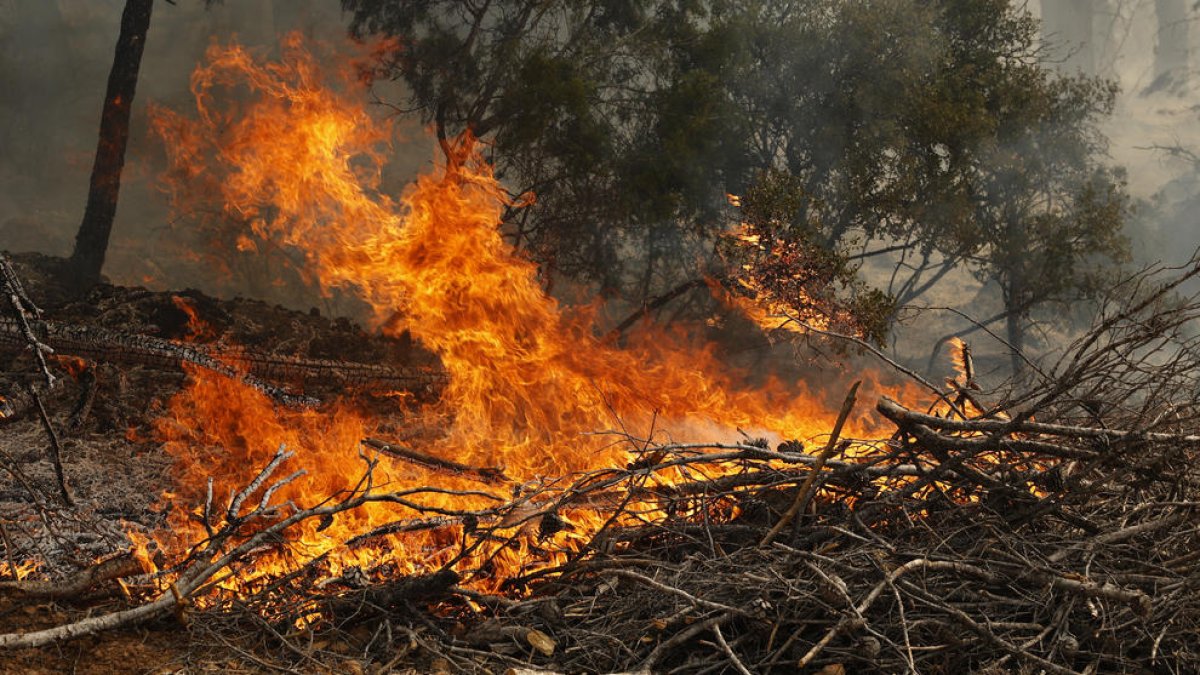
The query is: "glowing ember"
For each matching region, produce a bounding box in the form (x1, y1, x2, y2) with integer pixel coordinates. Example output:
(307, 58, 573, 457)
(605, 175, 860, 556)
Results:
(143, 34, 912, 596)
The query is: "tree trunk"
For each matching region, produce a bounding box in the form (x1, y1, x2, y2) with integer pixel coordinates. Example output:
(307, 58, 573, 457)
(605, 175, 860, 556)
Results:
(1006, 305, 1026, 381)
(1002, 209, 1028, 381)
(68, 0, 154, 292)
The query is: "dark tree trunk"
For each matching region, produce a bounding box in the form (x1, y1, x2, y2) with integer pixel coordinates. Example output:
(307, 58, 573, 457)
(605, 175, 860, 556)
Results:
(68, 0, 154, 292)
(1005, 261, 1028, 380)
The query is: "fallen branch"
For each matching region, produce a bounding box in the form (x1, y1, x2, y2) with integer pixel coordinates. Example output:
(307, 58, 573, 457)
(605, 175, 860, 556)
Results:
(0, 553, 140, 600)
(0, 317, 449, 407)
(363, 438, 510, 484)
(878, 397, 1200, 445)
(761, 380, 860, 546)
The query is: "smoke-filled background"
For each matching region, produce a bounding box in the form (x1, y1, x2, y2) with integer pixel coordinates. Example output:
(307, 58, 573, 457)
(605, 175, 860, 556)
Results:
(1036, 0, 1200, 265)
(1, 0, 1198, 377)
(0, 0, 430, 309)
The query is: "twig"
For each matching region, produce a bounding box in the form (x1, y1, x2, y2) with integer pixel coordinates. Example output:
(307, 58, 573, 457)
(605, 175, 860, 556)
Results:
(607, 569, 749, 617)
(712, 623, 753, 675)
(363, 437, 510, 484)
(0, 254, 54, 388)
(760, 380, 860, 546)
(639, 612, 735, 672)
(26, 384, 72, 507)
(770, 312, 965, 416)
(878, 397, 1200, 445)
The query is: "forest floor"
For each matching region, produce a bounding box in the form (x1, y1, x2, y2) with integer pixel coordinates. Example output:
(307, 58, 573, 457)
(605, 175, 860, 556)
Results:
(1, 252, 1198, 674)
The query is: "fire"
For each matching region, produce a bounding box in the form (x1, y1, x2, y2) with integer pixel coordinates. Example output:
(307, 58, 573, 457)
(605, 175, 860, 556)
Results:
(170, 295, 216, 341)
(49, 354, 89, 379)
(0, 559, 39, 582)
(144, 35, 914, 598)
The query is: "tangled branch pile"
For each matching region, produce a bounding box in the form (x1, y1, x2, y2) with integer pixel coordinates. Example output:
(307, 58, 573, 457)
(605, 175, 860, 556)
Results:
(2, 255, 1200, 674)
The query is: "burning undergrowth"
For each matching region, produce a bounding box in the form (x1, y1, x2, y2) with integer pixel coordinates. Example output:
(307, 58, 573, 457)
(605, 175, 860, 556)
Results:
(138, 34, 915, 597)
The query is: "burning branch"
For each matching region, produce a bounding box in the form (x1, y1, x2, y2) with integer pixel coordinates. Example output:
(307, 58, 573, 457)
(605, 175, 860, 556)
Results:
(363, 438, 510, 484)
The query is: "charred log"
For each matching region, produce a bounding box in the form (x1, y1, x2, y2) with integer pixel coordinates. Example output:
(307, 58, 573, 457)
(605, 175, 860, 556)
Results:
(0, 317, 447, 407)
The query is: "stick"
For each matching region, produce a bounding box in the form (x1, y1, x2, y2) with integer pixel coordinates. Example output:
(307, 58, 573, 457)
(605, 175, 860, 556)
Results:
(363, 438, 510, 484)
(0, 254, 54, 388)
(638, 612, 735, 672)
(712, 623, 753, 675)
(760, 380, 860, 546)
(26, 384, 72, 507)
(877, 397, 1200, 445)
(0, 554, 141, 599)
(66, 365, 98, 431)
(607, 569, 749, 617)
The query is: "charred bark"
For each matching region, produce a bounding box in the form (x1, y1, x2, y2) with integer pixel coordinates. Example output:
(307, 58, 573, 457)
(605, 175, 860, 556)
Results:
(0, 317, 447, 408)
(68, 0, 154, 292)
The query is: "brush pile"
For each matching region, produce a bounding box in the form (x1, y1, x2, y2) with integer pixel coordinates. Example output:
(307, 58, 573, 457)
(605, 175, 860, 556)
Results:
(1, 251, 1199, 674)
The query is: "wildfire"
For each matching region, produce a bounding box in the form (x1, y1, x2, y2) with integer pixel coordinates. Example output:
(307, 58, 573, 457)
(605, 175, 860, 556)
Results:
(142, 35, 914, 599)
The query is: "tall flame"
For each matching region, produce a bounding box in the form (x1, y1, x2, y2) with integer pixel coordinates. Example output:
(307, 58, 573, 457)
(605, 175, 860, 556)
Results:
(146, 35, 911, 592)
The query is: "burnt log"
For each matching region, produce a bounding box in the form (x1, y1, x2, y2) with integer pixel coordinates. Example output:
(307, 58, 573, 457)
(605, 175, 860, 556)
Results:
(0, 317, 447, 408)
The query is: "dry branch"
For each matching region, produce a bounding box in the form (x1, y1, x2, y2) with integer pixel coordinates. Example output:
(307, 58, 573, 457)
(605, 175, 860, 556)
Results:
(761, 380, 860, 545)
(0, 553, 140, 600)
(878, 396, 1200, 445)
(363, 437, 510, 484)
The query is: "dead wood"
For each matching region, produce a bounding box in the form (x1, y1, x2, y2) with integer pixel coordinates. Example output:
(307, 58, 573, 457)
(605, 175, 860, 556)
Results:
(760, 380, 860, 545)
(878, 396, 1200, 445)
(318, 569, 459, 619)
(0, 317, 448, 406)
(0, 379, 63, 427)
(26, 384, 72, 507)
(66, 364, 97, 431)
(0, 553, 140, 599)
(1, 253, 55, 388)
(363, 437, 510, 484)
(5, 259, 1200, 673)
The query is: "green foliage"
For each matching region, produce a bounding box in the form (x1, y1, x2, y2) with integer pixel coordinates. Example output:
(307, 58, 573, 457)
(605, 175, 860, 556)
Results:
(343, 1, 747, 296)
(723, 168, 895, 344)
(344, 0, 1130, 347)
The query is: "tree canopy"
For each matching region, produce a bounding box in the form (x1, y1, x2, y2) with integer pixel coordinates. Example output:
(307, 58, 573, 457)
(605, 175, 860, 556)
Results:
(344, 0, 1130, 357)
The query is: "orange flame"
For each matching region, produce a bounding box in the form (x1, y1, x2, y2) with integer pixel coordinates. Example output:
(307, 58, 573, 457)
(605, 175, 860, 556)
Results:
(146, 35, 914, 594)
(170, 295, 216, 342)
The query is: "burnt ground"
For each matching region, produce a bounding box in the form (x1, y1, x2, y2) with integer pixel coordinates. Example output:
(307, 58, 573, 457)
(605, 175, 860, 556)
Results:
(0, 253, 438, 673)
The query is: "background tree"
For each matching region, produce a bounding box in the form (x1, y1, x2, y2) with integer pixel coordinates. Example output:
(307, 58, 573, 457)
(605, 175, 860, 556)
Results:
(344, 1, 748, 300)
(346, 0, 1130, 359)
(709, 0, 1128, 360)
(68, 0, 154, 291)
(957, 73, 1130, 377)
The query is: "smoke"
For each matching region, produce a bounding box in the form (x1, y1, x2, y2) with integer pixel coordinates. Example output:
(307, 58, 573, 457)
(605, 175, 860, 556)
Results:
(1036, 0, 1200, 268)
(0, 0, 429, 309)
